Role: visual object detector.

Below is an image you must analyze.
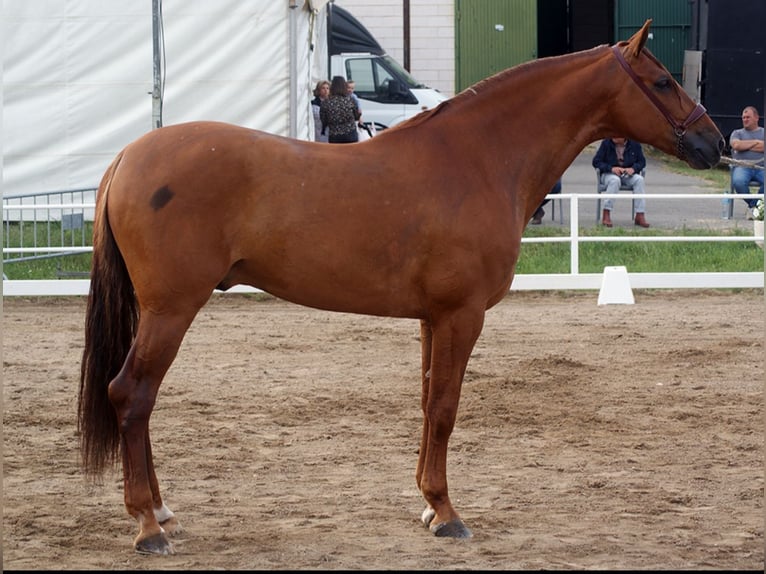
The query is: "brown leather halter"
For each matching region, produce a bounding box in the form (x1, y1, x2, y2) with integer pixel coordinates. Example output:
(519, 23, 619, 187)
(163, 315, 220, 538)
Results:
(612, 45, 707, 156)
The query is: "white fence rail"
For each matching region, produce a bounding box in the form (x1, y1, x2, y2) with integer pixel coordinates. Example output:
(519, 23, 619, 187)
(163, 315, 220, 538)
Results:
(3, 193, 764, 296)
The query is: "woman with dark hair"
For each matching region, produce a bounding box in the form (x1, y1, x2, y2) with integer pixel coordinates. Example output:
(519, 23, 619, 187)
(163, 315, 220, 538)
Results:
(320, 76, 361, 144)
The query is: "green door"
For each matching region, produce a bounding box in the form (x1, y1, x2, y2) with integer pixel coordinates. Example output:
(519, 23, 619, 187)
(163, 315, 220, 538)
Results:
(455, 0, 538, 92)
(615, 0, 692, 82)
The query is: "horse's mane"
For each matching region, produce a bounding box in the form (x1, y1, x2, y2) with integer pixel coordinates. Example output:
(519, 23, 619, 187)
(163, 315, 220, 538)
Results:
(458, 44, 608, 100)
(379, 44, 610, 136)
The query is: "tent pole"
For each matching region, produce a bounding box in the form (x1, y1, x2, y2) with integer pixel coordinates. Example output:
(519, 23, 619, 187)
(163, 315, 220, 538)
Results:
(288, 0, 299, 139)
(152, 0, 163, 129)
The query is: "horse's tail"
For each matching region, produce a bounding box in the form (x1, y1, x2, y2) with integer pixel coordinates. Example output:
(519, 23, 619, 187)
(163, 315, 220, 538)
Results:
(78, 150, 138, 477)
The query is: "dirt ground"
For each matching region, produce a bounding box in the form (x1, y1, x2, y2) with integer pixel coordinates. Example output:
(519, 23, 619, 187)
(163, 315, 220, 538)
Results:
(2, 289, 763, 570)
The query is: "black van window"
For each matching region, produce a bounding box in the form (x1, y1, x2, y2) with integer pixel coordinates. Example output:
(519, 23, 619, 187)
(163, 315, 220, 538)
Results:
(345, 57, 418, 105)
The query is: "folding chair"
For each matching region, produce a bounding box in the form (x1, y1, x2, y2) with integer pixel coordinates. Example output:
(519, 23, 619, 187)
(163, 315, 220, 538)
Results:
(595, 167, 645, 223)
(548, 195, 564, 223)
(724, 165, 761, 219)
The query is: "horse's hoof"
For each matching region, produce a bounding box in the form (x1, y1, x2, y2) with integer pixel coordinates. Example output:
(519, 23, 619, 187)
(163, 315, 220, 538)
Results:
(160, 516, 183, 537)
(134, 532, 175, 555)
(431, 519, 473, 539)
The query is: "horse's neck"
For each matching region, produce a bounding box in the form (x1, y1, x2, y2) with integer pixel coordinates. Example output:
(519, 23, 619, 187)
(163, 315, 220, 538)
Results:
(506, 50, 614, 159)
(434, 46, 617, 181)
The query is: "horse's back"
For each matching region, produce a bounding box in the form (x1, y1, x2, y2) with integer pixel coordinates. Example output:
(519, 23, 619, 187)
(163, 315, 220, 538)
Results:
(104, 121, 515, 316)
(103, 122, 410, 312)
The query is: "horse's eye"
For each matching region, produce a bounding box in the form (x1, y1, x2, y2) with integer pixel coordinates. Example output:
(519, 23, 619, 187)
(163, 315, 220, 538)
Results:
(654, 76, 672, 91)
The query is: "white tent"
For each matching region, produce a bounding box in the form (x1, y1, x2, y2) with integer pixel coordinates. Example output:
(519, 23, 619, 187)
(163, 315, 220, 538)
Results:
(2, 0, 329, 198)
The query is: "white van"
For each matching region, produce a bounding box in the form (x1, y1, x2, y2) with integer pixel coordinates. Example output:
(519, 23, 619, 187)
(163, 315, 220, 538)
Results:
(327, 4, 447, 131)
(331, 53, 448, 130)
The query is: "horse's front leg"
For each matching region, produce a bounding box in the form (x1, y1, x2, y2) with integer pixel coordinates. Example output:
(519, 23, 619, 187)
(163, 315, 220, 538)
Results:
(417, 307, 485, 539)
(415, 319, 433, 491)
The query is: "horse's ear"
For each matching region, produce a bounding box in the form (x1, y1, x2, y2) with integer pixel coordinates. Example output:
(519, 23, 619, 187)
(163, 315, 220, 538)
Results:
(624, 19, 652, 59)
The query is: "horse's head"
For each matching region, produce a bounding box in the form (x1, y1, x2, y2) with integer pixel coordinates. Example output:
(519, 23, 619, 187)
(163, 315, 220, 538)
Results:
(611, 20, 724, 169)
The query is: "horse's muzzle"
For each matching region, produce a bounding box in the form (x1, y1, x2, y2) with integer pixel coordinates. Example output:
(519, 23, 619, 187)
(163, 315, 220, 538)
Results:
(682, 132, 725, 169)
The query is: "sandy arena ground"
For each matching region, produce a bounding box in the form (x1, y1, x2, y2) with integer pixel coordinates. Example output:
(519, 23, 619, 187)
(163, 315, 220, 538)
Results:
(2, 289, 763, 570)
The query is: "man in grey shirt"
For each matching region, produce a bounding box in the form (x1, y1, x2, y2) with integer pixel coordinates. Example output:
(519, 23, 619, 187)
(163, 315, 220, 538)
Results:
(729, 106, 764, 217)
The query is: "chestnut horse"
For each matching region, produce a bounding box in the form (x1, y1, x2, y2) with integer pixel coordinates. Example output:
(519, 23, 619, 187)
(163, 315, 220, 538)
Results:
(78, 21, 723, 555)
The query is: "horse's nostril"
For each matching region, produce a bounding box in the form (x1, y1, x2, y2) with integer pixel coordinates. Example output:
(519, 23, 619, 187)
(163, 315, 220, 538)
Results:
(717, 138, 725, 153)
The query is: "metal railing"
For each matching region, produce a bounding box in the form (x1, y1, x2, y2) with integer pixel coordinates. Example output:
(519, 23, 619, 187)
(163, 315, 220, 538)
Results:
(3, 188, 96, 264)
(3, 192, 764, 295)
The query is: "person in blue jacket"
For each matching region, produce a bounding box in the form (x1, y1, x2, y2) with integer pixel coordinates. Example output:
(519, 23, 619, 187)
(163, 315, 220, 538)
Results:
(592, 137, 650, 228)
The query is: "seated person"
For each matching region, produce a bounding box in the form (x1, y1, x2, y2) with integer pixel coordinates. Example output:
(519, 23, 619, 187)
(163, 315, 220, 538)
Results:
(729, 106, 764, 219)
(592, 137, 650, 228)
(530, 179, 562, 225)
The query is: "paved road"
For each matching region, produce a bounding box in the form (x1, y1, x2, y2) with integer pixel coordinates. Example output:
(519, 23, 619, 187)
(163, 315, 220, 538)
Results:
(540, 143, 758, 231)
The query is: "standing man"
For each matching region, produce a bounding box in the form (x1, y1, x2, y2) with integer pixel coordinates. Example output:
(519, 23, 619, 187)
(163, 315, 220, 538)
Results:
(729, 106, 764, 218)
(346, 80, 363, 123)
(346, 79, 372, 139)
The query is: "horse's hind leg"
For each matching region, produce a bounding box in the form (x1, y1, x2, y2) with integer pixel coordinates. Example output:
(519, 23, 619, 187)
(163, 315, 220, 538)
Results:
(416, 307, 485, 539)
(108, 308, 199, 555)
(145, 431, 183, 537)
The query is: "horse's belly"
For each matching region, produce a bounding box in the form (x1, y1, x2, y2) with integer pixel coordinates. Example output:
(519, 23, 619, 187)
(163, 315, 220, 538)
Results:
(230, 232, 511, 319)
(228, 250, 426, 319)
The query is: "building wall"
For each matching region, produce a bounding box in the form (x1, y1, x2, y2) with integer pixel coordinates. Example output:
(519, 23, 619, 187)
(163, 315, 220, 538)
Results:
(333, 0, 456, 96)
